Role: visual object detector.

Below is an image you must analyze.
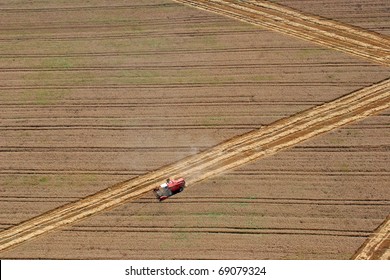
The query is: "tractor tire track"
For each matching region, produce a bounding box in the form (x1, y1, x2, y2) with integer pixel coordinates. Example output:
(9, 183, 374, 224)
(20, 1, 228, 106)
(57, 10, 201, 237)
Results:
(172, 0, 390, 65)
(1, 144, 388, 153)
(0, 47, 341, 58)
(0, 82, 372, 91)
(2, 196, 389, 206)
(0, 16, 224, 31)
(352, 214, 390, 260)
(0, 78, 389, 252)
(66, 226, 371, 238)
(0, 30, 261, 42)
(0, 3, 178, 13)
(0, 62, 373, 72)
(1, 169, 388, 177)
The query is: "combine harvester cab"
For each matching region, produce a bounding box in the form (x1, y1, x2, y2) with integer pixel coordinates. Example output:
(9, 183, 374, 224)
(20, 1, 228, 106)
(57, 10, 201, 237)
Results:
(153, 178, 185, 201)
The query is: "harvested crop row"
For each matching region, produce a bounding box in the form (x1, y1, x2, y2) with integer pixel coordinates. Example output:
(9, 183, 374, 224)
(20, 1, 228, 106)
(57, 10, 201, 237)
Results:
(270, 0, 390, 35)
(352, 214, 390, 259)
(0, 78, 389, 252)
(172, 0, 390, 65)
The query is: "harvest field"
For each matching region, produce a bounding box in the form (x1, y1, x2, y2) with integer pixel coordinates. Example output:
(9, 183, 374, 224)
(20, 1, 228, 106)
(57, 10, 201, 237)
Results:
(270, 0, 390, 35)
(0, 0, 389, 259)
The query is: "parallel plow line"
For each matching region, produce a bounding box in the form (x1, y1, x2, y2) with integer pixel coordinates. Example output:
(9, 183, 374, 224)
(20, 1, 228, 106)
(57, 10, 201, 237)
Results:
(0, 30, 262, 42)
(172, 0, 390, 66)
(1, 170, 388, 176)
(1, 197, 389, 206)
(65, 227, 370, 238)
(0, 47, 349, 58)
(0, 3, 177, 12)
(0, 78, 389, 252)
(0, 82, 373, 90)
(0, 62, 374, 71)
(352, 215, 390, 260)
(0, 16, 224, 30)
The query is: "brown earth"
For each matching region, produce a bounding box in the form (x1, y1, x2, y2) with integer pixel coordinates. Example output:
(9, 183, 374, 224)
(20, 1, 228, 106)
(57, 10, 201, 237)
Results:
(0, 0, 389, 259)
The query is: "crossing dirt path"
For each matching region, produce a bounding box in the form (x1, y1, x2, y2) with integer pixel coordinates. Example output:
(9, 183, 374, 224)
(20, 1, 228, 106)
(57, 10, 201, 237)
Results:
(173, 0, 390, 65)
(1, 78, 389, 253)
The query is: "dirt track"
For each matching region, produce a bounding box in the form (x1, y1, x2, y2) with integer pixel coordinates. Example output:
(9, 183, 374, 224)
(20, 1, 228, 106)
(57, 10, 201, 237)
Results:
(173, 0, 390, 65)
(1, 77, 389, 252)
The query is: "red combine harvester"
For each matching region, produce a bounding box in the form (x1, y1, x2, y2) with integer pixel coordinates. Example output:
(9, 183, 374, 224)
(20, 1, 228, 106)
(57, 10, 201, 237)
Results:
(153, 178, 185, 201)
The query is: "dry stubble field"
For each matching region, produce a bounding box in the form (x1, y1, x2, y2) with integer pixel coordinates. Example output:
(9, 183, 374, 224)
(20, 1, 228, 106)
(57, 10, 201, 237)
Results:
(0, 0, 389, 259)
(271, 0, 390, 35)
